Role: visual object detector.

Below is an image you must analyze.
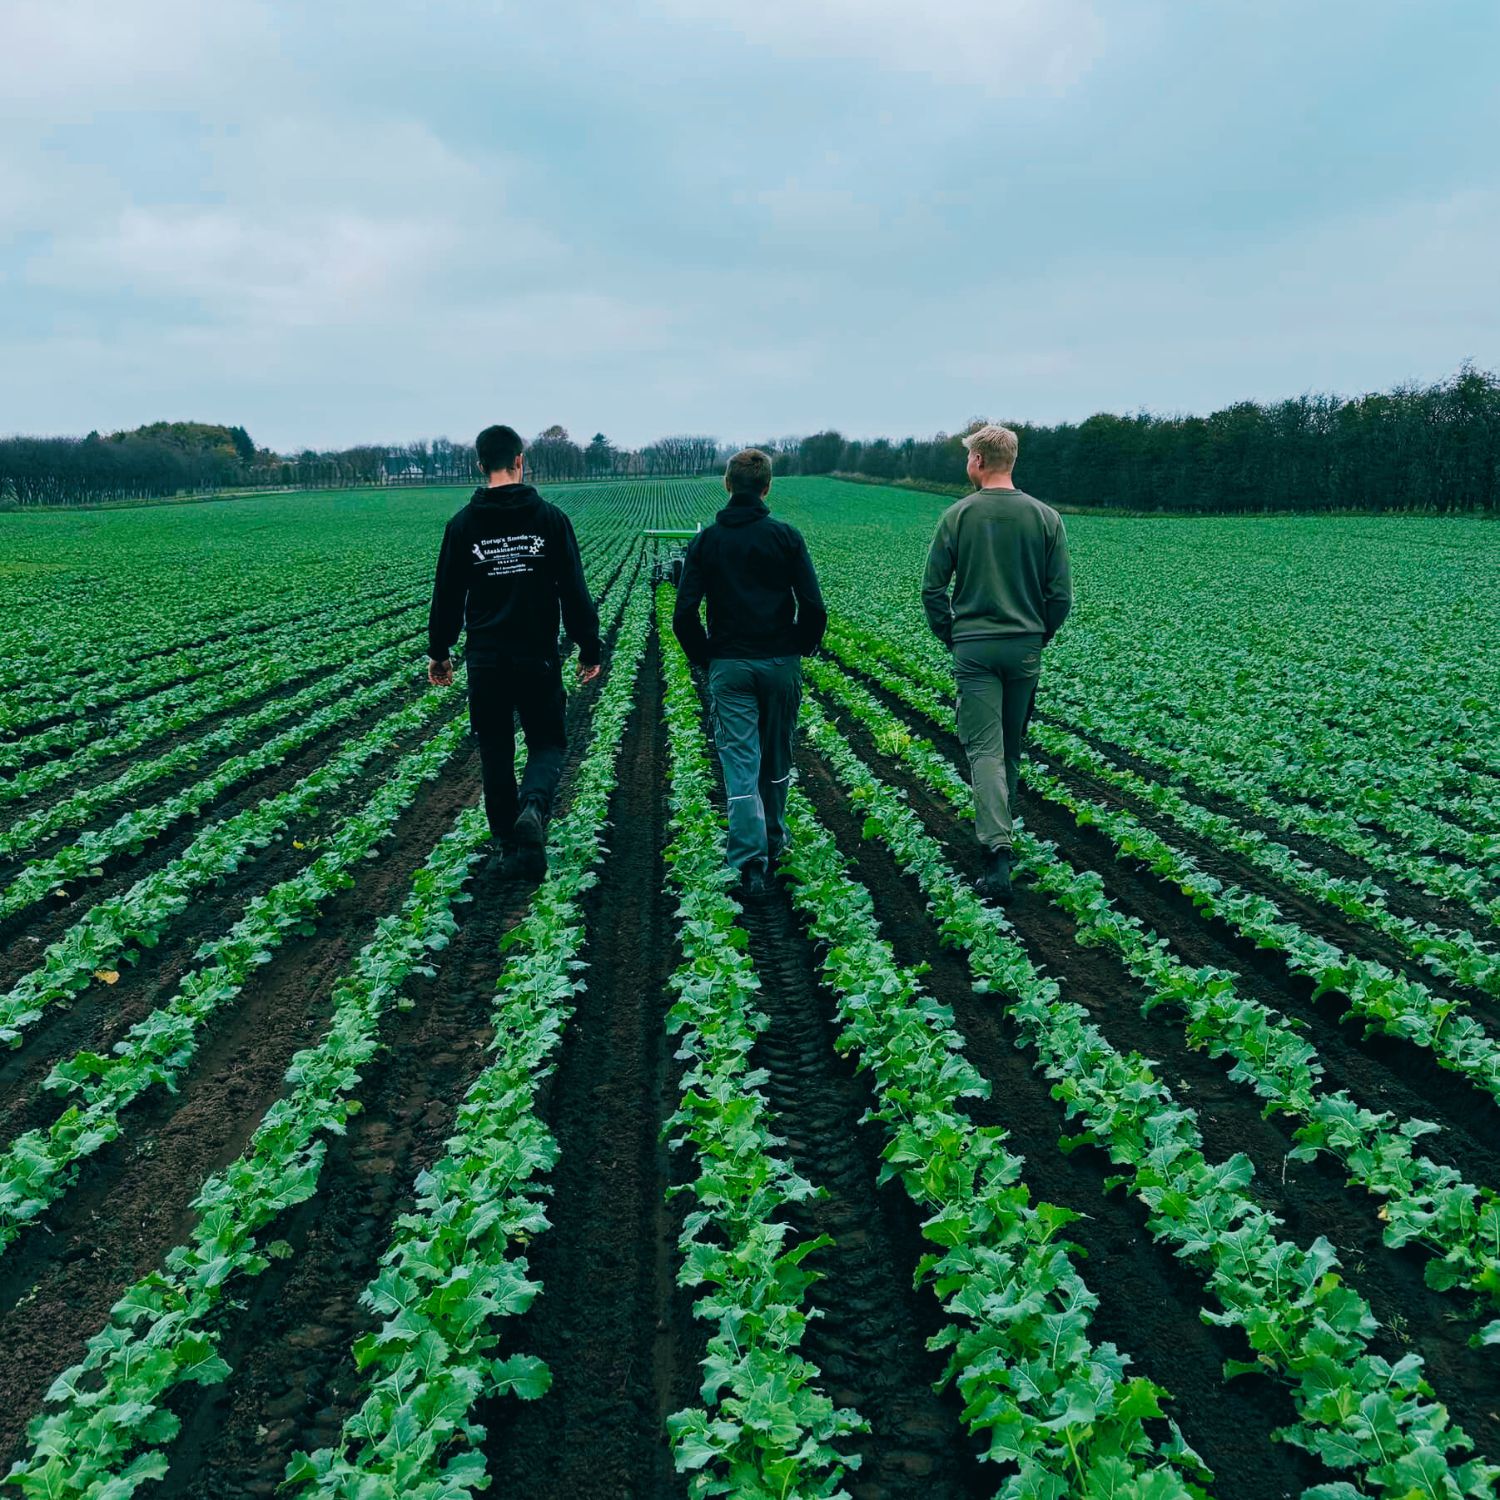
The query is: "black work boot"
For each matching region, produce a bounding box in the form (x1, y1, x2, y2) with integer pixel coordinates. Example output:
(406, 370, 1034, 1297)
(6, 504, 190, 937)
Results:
(510, 798, 549, 881)
(739, 862, 770, 901)
(976, 847, 1013, 903)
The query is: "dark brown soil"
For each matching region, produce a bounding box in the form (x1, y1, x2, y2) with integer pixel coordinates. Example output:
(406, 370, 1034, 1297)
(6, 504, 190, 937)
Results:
(157, 847, 542, 1499)
(795, 745, 1322, 1499)
(0, 748, 487, 1463)
(0, 675, 444, 979)
(741, 886, 990, 1499)
(0, 716, 471, 1143)
(833, 666, 1500, 1155)
(484, 634, 696, 1500)
(802, 706, 1500, 1476)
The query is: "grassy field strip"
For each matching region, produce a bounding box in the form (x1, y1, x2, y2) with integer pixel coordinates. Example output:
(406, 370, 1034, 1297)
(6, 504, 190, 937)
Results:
(0, 639, 423, 858)
(832, 619, 1500, 937)
(0, 585, 422, 744)
(805, 671, 1500, 1346)
(771, 778, 1212, 1496)
(829, 622, 1500, 999)
(0, 717, 469, 1258)
(0, 601, 426, 801)
(0, 689, 465, 1049)
(797, 702, 1498, 1499)
(0, 668, 434, 924)
(819, 639, 1500, 1110)
(657, 593, 865, 1496)
(283, 584, 649, 1497)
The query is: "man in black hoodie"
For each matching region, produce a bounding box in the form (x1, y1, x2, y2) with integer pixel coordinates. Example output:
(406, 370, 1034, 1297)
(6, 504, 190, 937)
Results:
(672, 448, 827, 897)
(428, 424, 602, 879)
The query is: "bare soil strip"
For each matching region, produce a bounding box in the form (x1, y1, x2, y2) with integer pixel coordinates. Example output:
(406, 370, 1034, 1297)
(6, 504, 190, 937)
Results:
(796, 741, 1325, 1500)
(156, 851, 539, 1498)
(0, 747, 487, 1464)
(483, 636, 693, 1500)
(741, 884, 991, 1500)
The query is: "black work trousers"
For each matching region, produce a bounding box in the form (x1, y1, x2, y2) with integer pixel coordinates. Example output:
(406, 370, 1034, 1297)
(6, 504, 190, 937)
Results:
(466, 657, 567, 842)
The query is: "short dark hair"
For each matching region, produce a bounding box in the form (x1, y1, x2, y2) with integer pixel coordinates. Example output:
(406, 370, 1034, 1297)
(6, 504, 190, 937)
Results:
(725, 447, 773, 496)
(476, 424, 525, 474)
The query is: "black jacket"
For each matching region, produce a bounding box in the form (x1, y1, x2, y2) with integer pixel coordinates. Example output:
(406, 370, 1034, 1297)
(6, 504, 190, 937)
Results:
(428, 485, 601, 666)
(671, 496, 827, 666)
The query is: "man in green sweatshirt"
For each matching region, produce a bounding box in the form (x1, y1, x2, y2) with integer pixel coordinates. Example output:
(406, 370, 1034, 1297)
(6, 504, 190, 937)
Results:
(921, 424, 1072, 900)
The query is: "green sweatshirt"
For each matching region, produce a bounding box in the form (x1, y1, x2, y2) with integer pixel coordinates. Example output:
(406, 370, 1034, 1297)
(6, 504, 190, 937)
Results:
(921, 486, 1072, 647)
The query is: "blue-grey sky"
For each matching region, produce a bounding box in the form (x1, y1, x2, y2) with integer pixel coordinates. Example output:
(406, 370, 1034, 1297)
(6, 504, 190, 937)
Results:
(3, 0, 1497, 450)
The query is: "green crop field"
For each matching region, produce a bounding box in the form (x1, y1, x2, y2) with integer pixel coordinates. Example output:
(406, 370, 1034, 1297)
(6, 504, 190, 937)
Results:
(1, 480, 1498, 1499)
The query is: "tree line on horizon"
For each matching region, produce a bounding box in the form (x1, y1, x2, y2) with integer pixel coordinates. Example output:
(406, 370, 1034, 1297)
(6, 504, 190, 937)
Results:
(758, 363, 1498, 514)
(1, 365, 1495, 512)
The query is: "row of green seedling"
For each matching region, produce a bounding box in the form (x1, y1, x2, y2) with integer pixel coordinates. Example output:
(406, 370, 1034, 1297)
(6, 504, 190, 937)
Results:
(657, 594, 864, 1497)
(4, 799, 496, 1499)
(806, 665, 1500, 1349)
(2, 574, 420, 742)
(0, 714, 469, 1257)
(0, 633, 426, 858)
(0, 685, 465, 1049)
(798, 699, 1495, 1498)
(830, 617, 1500, 935)
(0, 597, 426, 803)
(0, 664, 434, 922)
(284, 582, 651, 1498)
(819, 632, 1500, 1116)
(768, 789, 1210, 1491)
(0, 544, 432, 705)
(6, 569, 641, 1499)
(831, 619, 1500, 928)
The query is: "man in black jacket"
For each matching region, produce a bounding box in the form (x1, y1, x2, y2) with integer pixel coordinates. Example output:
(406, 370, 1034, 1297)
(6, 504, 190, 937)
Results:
(428, 424, 602, 879)
(672, 448, 827, 897)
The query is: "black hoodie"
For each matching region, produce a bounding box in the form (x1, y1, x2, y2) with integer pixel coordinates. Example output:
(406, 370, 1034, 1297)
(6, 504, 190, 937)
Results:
(671, 494, 827, 666)
(428, 484, 601, 666)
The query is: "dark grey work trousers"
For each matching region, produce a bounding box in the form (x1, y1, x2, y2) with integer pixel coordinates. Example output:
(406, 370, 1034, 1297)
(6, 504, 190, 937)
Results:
(952, 635, 1043, 851)
(707, 656, 802, 872)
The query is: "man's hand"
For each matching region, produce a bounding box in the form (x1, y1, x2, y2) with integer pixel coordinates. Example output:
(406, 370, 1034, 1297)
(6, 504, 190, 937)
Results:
(428, 656, 455, 687)
(576, 661, 602, 686)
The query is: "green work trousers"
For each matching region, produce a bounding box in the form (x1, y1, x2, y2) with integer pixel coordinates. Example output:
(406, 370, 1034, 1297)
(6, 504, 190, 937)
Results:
(952, 635, 1043, 851)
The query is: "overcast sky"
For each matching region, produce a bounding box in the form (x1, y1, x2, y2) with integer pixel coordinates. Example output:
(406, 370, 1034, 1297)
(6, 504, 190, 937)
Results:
(3, 0, 1497, 451)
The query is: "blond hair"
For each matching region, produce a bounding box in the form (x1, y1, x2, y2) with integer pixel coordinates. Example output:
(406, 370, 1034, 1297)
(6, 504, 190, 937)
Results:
(962, 424, 1018, 473)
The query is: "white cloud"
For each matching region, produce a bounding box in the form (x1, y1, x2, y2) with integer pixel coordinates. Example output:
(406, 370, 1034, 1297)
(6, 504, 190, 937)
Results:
(654, 0, 1105, 93)
(0, 0, 276, 110)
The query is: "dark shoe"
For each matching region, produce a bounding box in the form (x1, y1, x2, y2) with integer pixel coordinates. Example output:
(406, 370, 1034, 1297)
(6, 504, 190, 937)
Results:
(976, 849, 1013, 903)
(738, 863, 770, 901)
(502, 843, 547, 882)
(512, 798, 547, 850)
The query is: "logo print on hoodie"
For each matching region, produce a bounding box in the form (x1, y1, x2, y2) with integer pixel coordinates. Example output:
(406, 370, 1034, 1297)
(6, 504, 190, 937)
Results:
(471, 534, 546, 578)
